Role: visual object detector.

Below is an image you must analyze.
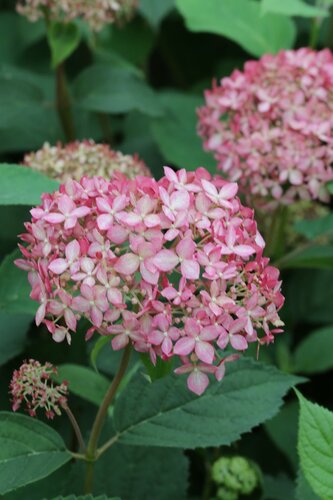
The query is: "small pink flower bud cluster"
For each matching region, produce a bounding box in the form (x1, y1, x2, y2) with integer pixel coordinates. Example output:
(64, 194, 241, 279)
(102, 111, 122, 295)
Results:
(198, 48, 333, 209)
(10, 359, 68, 419)
(23, 141, 151, 183)
(16, 167, 284, 395)
(17, 0, 137, 31)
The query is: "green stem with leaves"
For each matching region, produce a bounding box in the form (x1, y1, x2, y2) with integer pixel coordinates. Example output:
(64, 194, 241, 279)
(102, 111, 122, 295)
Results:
(84, 344, 131, 494)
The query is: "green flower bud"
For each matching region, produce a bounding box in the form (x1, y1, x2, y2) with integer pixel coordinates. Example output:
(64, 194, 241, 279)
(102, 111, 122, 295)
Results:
(217, 486, 238, 500)
(212, 456, 259, 495)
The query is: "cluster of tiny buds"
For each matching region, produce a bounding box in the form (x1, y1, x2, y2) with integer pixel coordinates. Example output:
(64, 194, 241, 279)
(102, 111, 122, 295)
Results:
(23, 140, 151, 183)
(17, 0, 138, 31)
(16, 167, 284, 395)
(9, 359, 68, 419)
(199, 48, 333, 209)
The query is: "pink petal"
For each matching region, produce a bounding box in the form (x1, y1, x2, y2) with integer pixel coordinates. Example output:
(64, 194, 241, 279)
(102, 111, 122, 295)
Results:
(153, 250, 179, 272)
(96, 197, 112, 213)
(35, 303, 46, 326)
(112, 333, 129, 351)
(114, 253, 140, 275)
(171, 190, 190, 210)
(187, 370, 209, 395)
(64, 309, 77, 331)
(161, 286, 178, 300)
(72, 206, 90, 218)
(234, 245, 256, 257)
(65, 240, 80, 261)
(181, 260, 200, 280)
(174, 336, 196, 356)
(144, 214, 160, 228)
(176, 238, 195, 259)
(107, 288, 122, 305)
(219, 182, 238, 199)
(118, 212, 142, 226)
(43, 213, 65, 224)
(48, 258, 68, 274)
(91, 306, 103, 327)
(230, 334, 248, 351)
(148, 330, 164, 345)
(164, 166, 178, 183)
(72, 296, 90, 313)
(97, 214, 113, 231)
(162, 336, 173, 355)
(195, 341, 215, 364)
(58, 194, 75, 214)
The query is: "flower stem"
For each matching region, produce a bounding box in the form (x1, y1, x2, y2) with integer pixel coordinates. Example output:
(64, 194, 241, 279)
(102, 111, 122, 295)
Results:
(84, 344, 131, 494)
(56, 62, 76, 142)
(63, 404, 86, 453)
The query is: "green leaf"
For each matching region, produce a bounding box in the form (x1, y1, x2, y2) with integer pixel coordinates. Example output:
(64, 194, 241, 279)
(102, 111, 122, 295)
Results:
(55, 364, 110, 407)
(294, 215, 333, 240)
(0, 412, 71, 495)
(261, 0, 328, 17)
(0, 249, 37, 315)
(73, 64, 163, 117)
(0, 12, 45, 64)
(296, 469, 320, 500)
(0, 164, 59, 205)
(293, 325, 333, 374)
(47, 22, 81, 68)
(67, 443, 189, 500)
(297, 391, 333, 499)
(282, 269, 333, 325)
(139, 0, 175, 28)
(262, 474, 295, 500)
(111, 358, 301, 448)
(0, 312, 31, 366)
(54, 496, 119, 500)
(176, 0, 296, 57)
(151, 91, 216, 171)
(279, 245, 333, 269)
(0, 79, 44, 130)
(265, 401, 298, 469)
(90, 336, 111, 372)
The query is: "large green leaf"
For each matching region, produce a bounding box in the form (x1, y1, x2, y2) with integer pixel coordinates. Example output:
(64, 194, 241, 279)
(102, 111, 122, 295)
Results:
(54, 496, 119, 500)
(139, 0, 175, 28)
(262, 474, 295, 500)
(296, 469, 320, 500)
(265, 401, 298, 469)
(0, 312, 31, 366)
(55, 364, 110, 407)
(0, 249, 37, 316)
(0, 12, 45, 64)
(0, 79, 44, 130)
(294, 215, 333, 240)
(73, 64, 163, 117)
(278, 245, 333, 269)
(0, 412, 71, 495)
(67, 443, 188, 500)
(176, 0, 296, 57)
(297, 391, 333, 499)
(151, 91, 216, 171)
(47, 22, 81, 68)
(293, 325, 333, 374)
(282, 269, 333, 325)
(0, 164, 59, 205)
(111, 358, 301, 448)
(261, 0, 328, 17)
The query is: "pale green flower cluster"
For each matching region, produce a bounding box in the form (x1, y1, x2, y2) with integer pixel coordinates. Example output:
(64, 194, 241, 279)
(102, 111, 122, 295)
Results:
(17, 0, 137, 31)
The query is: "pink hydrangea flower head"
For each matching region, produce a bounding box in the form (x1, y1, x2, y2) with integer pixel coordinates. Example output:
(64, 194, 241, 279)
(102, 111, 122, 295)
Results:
(9, 359, 68, 419)
(23, 140, 151, 183)
(198, 48, 333, 208)
(16, 167, 284, 394)
(17, 0, 137, 31)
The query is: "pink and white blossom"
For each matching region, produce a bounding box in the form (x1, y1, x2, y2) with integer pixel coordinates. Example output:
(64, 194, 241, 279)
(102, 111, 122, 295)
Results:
(16, 167, 284, 394)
